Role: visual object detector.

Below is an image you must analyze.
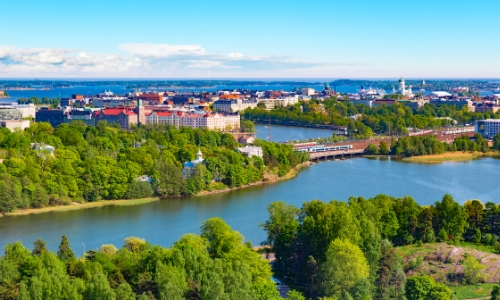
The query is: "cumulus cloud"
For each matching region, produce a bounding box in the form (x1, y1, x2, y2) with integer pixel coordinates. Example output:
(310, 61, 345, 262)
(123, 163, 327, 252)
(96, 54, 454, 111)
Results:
(0, 43, 336, 77)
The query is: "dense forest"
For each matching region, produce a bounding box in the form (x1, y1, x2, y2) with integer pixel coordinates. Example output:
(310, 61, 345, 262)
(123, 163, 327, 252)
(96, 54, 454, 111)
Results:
(262, 194, 500, 299)
(243, 99, 499, 139)
(0, 122, 309, 214)
(17, 97, 60, 108)
(0, 218, 286, 300)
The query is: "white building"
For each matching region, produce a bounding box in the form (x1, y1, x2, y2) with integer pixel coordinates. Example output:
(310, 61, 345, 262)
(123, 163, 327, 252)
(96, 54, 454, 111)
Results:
(0, 120, 30, 131)
(257, 96, 299, 110)
(10, 104, 36, 118)
(397, 78, 414, 98)
(213, 99, 258, 113)
(475, 119, 500, 139)
(302, 88, 315, 96)
(0, 106, 22, 120)
(429, 91, 452, 98)
(237, 146, 263, 158)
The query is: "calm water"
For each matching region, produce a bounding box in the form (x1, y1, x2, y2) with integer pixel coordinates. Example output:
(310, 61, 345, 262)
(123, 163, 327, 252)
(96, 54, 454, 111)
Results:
(1, 84, 492, 103)
(254, 124, 336, 142)
(1, 125, 500, 256)
(1, 85, 358, 102)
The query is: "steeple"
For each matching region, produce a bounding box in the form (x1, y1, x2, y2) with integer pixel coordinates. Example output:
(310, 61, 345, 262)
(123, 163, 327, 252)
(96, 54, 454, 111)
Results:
(197, 148, 203, 161)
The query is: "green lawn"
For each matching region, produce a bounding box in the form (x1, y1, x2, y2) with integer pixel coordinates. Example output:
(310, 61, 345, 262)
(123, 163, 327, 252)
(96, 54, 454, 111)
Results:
(394, 243, 439, 257)
(450, 283, 496, 299)
(395, 242, 499, 257)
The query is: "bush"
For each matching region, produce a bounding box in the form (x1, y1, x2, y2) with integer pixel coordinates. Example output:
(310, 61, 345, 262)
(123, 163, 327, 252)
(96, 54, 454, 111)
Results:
(365, 143, 378, 154)
(473, 228, 482, 243)
(483, 233, 494, 246)
(462, 255, 486, 284)
(439, 228, 448, 242)
(124, 181, 153, 199)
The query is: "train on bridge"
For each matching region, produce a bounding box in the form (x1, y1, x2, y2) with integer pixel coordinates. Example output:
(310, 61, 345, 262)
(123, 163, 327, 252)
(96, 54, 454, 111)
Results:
(293, 142, 353, 153)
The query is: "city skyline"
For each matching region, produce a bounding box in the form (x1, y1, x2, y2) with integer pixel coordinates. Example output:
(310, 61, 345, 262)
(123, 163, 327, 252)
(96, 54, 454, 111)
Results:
(1, 0, 499, 78)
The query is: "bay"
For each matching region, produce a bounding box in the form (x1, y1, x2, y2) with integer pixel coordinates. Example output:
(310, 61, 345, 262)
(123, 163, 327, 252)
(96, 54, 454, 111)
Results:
(1, 156, 499, 257)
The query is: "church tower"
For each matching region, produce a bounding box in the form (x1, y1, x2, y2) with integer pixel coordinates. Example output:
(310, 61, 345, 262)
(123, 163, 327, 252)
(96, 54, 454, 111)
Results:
(398, 77, 406, 95)
(137, 99, 146, 125)
(196, 149, 204, 162)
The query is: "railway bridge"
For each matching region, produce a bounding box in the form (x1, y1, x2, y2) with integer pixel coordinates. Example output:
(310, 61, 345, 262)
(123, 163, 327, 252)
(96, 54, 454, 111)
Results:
(309, 149, 365, 161)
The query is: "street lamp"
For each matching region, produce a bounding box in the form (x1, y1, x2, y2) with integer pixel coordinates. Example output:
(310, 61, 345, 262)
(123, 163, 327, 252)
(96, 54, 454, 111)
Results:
(82, 243, 85, 255)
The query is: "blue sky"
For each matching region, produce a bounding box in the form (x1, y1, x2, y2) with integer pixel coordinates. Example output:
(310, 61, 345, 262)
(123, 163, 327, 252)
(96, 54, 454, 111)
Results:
(1, 0, 499, 78)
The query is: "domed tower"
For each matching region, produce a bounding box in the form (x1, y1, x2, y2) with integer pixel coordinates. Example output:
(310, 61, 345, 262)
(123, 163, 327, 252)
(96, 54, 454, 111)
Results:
(398, 77, 406, 94)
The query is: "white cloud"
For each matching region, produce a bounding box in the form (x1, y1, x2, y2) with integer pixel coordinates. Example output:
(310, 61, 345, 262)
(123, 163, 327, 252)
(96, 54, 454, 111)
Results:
(228, 52, 244, 58)
(186, 60, 224, 68)
(0, 44, 332, 77)
(119, 43, 205, 57)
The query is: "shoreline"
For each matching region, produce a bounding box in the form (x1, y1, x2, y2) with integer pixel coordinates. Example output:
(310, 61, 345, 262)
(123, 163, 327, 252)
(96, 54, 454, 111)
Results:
(2, 197, 160, 217)
(2, 162, 312, 217)
(400, 151, 500, 163)
(196, 161, 312, 196)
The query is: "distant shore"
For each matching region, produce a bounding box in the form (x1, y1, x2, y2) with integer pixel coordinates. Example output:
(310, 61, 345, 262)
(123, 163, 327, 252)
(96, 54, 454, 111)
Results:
(401, 151, 499, 163)
(2, 162, 312, 217)
(2, 197, 160, 217)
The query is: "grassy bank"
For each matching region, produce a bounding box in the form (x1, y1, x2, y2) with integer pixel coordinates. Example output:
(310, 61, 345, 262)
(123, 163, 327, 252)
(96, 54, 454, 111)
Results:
(3, 197, 160, 217)
(401, 151, 499, 163)
(450, 283, 496, 299)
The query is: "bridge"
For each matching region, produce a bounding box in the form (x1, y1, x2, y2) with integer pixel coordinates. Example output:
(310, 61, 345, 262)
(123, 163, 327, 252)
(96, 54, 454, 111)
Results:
(309, 149, 365, 161)
(306, 129, 476, 161)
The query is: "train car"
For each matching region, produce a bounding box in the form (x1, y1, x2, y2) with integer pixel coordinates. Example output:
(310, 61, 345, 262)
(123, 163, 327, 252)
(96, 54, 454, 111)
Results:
(294, 144, 353, 153)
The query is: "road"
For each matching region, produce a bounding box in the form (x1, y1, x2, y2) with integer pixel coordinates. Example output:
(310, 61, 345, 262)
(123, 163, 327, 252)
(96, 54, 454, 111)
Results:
(279, 281, 290, 298)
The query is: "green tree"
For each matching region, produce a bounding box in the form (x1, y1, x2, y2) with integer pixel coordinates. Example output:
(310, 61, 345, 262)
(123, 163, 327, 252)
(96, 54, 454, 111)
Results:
(405, 276, 452, 300)
(84, 272, 116, 300)
(405, 276, 435, 300)
(435, 194, 468, 240)
(155, 261, 187, 300)
(287, 290, 306, 300)
(201, 217, 243, 258)
(365, 143, 378, 154)
(261, 201, 299, 266)
(491, 285, 500, 300)
(464, 199, 485, 231)
(115, 282, 136, 300)
(57, 236, 75, 262)
(240, 120, 256, 132)
(462, 255, 486, 284)
(32, 239, 48, 257)
(493, 134, 500, 150)
(375, 240, 406, 300)
(321, 239, 369, 298)
(123, 237, 146, 252)
(379, 140, 390, 155)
